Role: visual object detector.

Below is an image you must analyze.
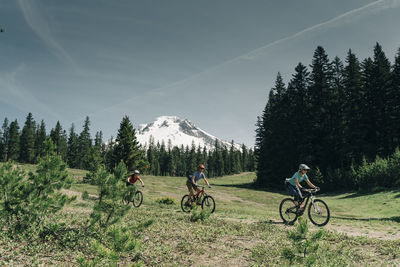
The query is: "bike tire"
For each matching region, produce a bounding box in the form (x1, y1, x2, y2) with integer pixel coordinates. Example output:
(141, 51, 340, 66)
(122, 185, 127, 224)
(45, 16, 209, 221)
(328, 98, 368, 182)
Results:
(279, 198, 298, 225)
(308, 199, 330, 226)
(202, 195, 215, 214)
(181, 195, 192, 213)
(132, 190, 143, 208)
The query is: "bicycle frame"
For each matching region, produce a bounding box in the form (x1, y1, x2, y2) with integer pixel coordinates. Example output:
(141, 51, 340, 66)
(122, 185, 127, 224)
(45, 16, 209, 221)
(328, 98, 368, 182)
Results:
(191, 187, 208, 203)
(297, 189, 326, 216)
(298, 190, 315, 208)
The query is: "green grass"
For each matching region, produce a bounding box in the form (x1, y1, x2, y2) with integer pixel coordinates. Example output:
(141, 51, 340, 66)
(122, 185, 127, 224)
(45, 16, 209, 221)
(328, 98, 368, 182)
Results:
(1, 165, 399, 266)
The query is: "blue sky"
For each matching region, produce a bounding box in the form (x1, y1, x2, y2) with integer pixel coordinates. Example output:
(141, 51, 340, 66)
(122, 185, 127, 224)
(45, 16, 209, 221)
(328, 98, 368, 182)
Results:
(1, 0, 400, 146)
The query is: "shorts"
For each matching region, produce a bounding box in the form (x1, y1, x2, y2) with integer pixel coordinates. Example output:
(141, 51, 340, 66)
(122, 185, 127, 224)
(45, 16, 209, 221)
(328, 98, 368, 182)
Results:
(186, 180, 197, 191)
(126, 181, 134, 187)
(286, 182, 302, 202)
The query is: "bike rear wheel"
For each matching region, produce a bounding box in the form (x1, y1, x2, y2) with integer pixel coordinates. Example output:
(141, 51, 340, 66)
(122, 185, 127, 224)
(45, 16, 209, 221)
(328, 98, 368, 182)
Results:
(202, 195, 215, 213)
(132, 190, 143, 207)
(122, 195, 130, 205)
(279, 198, 298, 225)
(181, 195, 193, 213)
(308, 199, 330, 226)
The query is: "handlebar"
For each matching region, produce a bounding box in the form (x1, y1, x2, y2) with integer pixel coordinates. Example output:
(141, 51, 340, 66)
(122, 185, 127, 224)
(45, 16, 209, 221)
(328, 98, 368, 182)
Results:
(302, 187, 319, 193)
(200, 185, 212, 189)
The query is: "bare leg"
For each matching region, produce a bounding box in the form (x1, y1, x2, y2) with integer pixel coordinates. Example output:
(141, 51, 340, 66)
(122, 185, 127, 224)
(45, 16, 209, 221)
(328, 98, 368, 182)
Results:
(188, 187, 194, 202)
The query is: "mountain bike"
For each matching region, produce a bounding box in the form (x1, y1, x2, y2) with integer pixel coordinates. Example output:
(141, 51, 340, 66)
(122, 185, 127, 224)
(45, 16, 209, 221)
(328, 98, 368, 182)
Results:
(279, 188, 330, 226)
(123, 186, 144, 208)
(181, 186, 215, 213)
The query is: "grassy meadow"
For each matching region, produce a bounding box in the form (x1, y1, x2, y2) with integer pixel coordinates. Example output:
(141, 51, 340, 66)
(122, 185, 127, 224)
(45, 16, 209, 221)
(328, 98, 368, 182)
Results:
(0, 164, 399, 266)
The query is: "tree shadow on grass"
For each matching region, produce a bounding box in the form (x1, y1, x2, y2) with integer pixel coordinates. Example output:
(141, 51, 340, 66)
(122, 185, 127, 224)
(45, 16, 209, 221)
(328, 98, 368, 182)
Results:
(338, 189, 400, 199)
(332, 216, 400, 223)
(216, 182, 285, 194)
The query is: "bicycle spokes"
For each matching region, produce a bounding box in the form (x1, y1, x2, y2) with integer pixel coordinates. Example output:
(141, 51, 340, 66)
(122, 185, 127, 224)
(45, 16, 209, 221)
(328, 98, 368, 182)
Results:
(308, 199, 330, 226)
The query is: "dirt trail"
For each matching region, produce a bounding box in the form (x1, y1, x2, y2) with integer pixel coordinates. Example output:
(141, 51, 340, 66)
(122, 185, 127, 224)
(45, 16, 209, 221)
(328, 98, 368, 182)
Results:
(212, 194, 400, 241)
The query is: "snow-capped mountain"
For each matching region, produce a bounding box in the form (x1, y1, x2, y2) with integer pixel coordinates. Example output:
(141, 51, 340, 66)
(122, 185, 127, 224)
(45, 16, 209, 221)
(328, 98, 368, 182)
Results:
(136, 116, 241, 150)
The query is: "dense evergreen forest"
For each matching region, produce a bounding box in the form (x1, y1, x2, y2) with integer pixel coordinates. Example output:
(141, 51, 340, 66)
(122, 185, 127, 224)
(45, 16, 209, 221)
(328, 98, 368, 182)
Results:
(255, 43, 400, 191)
(0, 114, 255, 178)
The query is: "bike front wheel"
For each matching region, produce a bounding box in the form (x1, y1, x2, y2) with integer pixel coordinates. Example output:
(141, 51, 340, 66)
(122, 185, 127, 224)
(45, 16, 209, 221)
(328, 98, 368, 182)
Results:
(279, 198, 298, 225)
(308, 199, 330, 226)
(202, 195, 215, 213)
(132, 190, 143, 207)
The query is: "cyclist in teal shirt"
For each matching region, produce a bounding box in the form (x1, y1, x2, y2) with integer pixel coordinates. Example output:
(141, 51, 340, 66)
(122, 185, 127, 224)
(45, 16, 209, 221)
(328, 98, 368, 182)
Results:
(285, 164, 318, 213)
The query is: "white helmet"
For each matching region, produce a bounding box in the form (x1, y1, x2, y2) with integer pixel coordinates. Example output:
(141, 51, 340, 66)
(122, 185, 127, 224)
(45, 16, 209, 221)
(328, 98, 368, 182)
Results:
(134, 170, 140, 174)
(299, 164, 310, 171)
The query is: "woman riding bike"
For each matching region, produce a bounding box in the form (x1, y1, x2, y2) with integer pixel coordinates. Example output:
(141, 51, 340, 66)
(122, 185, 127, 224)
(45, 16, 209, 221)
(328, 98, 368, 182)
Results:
(285, 164, 318, 214)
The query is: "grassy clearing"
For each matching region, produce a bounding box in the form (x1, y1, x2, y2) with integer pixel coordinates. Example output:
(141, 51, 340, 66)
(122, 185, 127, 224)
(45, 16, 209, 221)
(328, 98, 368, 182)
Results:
(0, 167, 399, 266)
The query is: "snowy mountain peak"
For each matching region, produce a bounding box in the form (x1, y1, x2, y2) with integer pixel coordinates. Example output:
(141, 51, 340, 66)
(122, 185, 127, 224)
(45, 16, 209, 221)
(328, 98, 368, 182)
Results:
(137, 116, 240, 150)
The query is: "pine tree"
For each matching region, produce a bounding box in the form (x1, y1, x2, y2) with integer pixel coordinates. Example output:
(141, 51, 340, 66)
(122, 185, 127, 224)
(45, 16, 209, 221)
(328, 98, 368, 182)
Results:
(35, 120, 47, 161)
(0, 118, 9, 162)
(256, 73, 292, 187)
(86, 131, 104, 172)
(241, 144, 249, 171)
(255, 90, 274, 186)
(308, 46, 336, 172)
(330, 56, 346, 169)
(7, 120, 20, 161)
(19, 113, 36, 163)
(78, 117, 93, 170)
(229, 141, 240, 174)
(186, 141, 197, 175)
(342, 50, 365, 165)
(361, 57, 377, 160)
(287, 63, 311, 168)
(390, 48, 400, 148)
(50, 121, 68, 160)
(371, 43, 392, 156)
(113, 116, 144, 171)
(0, 127, 2, 162)
(67, 124, 79, 168)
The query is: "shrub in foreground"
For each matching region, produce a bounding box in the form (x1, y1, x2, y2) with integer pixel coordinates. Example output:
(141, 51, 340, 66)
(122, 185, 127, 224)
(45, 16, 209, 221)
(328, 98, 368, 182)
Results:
(0, 155, 74, 236)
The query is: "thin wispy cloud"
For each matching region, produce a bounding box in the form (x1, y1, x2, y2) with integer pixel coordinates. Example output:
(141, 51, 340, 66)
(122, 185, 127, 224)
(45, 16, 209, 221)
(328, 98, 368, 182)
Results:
(17, 0, 78, 70)
(82, 0, 400, 123)
(238, 0, 400, 61)
(0, 66, 64, 121)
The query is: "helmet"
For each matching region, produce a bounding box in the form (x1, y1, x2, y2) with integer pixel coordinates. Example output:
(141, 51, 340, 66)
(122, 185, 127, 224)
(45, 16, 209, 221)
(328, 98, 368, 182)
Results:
(299, 164, 310, 171)
(198, 164, 205, 169)
(133, 170, 140, 174)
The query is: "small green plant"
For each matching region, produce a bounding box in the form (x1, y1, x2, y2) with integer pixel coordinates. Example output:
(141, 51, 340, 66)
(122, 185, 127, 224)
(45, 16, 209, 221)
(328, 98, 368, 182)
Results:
(190, 206, 211, 222)
(89, 165, 131, 229)
(281, 217, 324, 266)
(82, 191, 90, 200)
(78, 226, 140, 266)
(156, 196, 177, 205)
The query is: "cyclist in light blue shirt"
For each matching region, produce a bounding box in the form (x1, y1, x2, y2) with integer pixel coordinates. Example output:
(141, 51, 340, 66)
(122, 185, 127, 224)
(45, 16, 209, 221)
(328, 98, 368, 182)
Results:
(285, 164, 318, 213)
(186, 163, 210, 201)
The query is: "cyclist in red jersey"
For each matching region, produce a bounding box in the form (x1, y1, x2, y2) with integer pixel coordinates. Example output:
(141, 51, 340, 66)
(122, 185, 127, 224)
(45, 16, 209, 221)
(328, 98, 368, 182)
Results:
(126, 170, 144, 187)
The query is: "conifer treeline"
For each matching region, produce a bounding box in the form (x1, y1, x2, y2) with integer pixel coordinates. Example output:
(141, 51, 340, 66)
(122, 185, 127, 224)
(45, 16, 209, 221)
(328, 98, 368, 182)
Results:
(255, 43, 400, 190)
(141, 137, 255, 177)
(0, 114, 255, 177)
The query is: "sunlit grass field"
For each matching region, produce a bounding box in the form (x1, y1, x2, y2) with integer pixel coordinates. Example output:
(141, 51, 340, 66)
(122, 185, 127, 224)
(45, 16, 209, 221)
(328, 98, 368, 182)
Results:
(1, 163, 399, 266)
